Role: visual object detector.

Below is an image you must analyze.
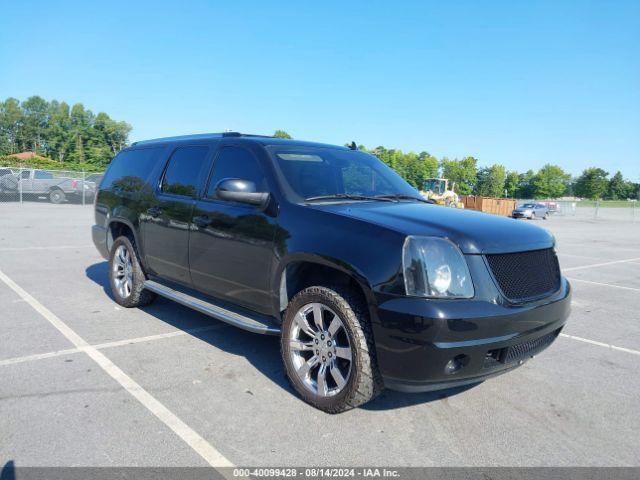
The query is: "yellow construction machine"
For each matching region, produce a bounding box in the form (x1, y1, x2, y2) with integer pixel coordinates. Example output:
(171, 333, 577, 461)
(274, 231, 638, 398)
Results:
(421, 178, 464, 208)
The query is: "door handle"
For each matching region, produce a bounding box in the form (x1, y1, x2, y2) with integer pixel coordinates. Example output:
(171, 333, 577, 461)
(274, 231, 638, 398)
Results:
(147, 206, 162, 217)
(193, 215, 212, 228)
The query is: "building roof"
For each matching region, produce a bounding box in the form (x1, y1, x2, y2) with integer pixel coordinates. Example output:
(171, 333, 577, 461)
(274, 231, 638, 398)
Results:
(11, 151, 39, 159)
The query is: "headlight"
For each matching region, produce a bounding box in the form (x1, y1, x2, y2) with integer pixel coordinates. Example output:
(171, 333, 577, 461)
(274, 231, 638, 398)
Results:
(402, 236, 474, 298)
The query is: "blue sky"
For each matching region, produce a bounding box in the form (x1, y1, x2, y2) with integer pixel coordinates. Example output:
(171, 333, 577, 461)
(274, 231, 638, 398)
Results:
(1, 0, 638, 179)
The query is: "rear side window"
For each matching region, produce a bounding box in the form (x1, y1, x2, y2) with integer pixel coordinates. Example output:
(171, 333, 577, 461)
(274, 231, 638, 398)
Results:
(206, 146, 267, 198)
(161, 146, 210, 198)
(101, 147, 164, 189)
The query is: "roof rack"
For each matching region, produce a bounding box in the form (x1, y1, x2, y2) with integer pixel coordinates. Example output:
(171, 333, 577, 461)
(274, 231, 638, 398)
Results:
(131, 132, 273, 146)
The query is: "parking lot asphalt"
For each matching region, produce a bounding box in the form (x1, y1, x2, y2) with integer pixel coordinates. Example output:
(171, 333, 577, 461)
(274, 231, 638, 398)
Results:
(1, 203, 639, 468)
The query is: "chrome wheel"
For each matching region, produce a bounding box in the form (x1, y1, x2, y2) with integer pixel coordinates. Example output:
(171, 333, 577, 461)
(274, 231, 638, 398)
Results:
(112, 245, 133, 299)
(288, 303, 353, 397)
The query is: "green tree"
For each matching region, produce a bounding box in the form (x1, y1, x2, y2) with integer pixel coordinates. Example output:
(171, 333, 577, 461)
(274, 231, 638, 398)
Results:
(574, 167, 609, 199)
(475, 164, 507, 197)
(606, 171, 636, 200)
(418, 151, 439, 184)
(532, 164, 570, 199)
(21, 96, 49, 154)
(46, 100, 71, 161)
(440, 156, 477, 195)
(0, 98, 25, 154)
(273, 130, 292, 139)
(517, 169, 536, 198)
(0, 96, 131, 166)
(505, 170, 519, 198)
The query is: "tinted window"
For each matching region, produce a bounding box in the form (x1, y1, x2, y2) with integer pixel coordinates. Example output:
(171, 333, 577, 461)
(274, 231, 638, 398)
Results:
(21, 170, 30, 179)
(101, 147, 164, 189)
(34, 171, 53, 179)
(206, 147, 267, 198)
(161, 146, 210, 197)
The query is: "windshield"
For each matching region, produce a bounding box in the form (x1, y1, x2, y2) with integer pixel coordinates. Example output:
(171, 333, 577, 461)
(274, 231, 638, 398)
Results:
(521, 204, 536, 208)
(268, 146, 420, 202)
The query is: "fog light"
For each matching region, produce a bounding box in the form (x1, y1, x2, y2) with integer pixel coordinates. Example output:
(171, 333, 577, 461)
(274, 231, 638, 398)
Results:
(444, 354, 470, 375)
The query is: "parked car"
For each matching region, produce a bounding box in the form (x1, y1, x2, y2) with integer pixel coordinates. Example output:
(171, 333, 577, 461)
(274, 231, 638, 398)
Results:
(512, 202, 550, 220)
(85, 173, 104, 185)
(0, 168, 18, 193)
(0, 168, 95, 203)
(92, 133, 571, 413)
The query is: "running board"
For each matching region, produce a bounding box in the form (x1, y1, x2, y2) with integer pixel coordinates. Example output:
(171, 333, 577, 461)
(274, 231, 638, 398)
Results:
(143, 280, 281, 335)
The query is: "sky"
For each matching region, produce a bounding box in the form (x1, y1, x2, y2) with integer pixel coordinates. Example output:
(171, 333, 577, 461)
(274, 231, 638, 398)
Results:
(1, 0, 639, 179)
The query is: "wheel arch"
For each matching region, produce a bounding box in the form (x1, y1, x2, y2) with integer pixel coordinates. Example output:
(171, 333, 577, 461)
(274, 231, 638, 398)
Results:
(275, 254, 377, 322)
(106, 218, 145, 265)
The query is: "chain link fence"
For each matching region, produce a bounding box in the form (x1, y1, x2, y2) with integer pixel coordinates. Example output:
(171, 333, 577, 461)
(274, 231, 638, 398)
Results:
(0, 165, 103, 205)
(515, 199, 639, 222)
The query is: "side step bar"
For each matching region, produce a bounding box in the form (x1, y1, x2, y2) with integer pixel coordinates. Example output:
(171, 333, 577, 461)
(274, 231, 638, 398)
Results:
(143, 280, 281, 335)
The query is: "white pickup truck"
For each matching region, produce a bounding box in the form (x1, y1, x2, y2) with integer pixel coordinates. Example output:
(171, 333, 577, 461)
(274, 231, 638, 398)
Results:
(0, 168, 95, 203)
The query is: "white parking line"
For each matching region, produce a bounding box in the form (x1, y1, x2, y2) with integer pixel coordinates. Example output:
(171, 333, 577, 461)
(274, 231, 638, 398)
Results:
(563, 257, 640, 272)
(0, 268, 234, 468)
(560, 334, 640, 356)
(0, 324, 227, 368)
(0, 245, 95, 252)
(93, 324, 227, 350)
(0, 347, 81, 367)
(566, 277, 640, 292)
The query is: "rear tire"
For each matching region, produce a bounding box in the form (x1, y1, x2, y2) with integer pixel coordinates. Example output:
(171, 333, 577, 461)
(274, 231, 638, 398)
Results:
(49, 189, 65, 204)
(281, 285, 383, 413)
(108, 236, 156, 308)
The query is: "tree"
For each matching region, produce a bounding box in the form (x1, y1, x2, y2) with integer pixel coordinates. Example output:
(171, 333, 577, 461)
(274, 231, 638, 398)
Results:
(21, 96, 49, 154)
(0, 96, 131, 166)
(418, 151, 439, 180)
(532, 164, 570, 198)
(573, 167, 609, 199)
(517, 169, 536, 198)
(440, 156, 477, 195)
(0, 98, 25, 154)
(273, 130, 292, 139)
(606, 171, 636, 200)
(475, 164, 507, 197)
(505, 170, 519, 198)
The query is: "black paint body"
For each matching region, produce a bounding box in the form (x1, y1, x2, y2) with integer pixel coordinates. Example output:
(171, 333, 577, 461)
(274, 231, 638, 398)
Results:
(92, 135, 571, 392)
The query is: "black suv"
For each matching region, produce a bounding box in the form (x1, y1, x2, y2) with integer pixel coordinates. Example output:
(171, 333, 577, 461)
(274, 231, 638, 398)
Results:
(92, 133, 571, 413)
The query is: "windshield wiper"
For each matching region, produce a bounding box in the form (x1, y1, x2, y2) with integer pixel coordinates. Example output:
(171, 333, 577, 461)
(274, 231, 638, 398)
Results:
(374, 194, 432, 203)
(304, 194, 396, 203)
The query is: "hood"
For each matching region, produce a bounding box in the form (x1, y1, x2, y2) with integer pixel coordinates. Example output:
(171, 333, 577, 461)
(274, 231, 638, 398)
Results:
(311, 202, 554, 254)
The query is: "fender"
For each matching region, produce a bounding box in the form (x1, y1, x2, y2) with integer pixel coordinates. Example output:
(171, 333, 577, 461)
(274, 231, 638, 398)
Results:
(272, 251, 378, 319)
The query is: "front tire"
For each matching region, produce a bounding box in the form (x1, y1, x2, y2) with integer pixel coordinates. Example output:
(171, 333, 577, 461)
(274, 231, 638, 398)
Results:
(281, 286, 383, 413)
(108, 236, 156, 308)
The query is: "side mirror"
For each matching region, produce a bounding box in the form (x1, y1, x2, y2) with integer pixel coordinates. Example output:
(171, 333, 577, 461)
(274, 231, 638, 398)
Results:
(215, 178, 270, 208)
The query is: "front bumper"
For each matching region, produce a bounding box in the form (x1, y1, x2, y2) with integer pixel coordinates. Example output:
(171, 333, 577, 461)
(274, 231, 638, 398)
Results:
(512, 211, 532, 218)
(372, 279, 571, 392)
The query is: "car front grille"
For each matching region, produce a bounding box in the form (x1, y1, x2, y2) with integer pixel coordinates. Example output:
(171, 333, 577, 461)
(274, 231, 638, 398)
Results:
(485, 248, 561, 302)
